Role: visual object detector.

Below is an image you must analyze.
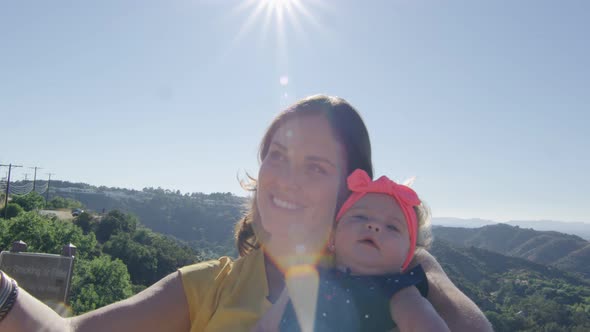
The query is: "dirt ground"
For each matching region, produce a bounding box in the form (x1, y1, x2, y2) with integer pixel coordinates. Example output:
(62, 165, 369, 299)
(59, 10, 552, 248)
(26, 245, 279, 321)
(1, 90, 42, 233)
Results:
(38, 209, 74, 221)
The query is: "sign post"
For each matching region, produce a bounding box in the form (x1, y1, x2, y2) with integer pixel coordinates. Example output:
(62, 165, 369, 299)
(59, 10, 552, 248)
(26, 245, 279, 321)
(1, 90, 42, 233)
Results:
(0, 241, 76, 316)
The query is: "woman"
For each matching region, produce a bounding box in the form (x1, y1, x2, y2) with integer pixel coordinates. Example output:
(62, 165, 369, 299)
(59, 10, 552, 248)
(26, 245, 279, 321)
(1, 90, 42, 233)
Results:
(2, 95, 492, 331)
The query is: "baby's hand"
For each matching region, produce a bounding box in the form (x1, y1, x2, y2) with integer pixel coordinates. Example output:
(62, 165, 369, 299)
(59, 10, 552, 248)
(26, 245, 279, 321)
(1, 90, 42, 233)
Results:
(389, 287, 450, 332)
(251, 287, 290, 332)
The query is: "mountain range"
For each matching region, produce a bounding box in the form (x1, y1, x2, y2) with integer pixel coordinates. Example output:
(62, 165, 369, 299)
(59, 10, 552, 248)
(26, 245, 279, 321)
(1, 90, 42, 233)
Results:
(433, 217, 590, 241)
(433, 224, 590, 280)
(10, 180, 590, 330)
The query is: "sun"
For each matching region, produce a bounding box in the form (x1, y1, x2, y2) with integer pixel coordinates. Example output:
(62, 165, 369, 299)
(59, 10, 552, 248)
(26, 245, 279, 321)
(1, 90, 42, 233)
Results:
(233, 0, 324, 46)
(230, 0, 325, 106)
(257, 0, 294, 30)
(264, 0, 297, 12)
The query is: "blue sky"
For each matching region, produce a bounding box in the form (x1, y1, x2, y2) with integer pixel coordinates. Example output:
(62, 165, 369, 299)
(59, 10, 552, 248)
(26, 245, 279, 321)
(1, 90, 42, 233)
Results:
(1, 0, 588, 223)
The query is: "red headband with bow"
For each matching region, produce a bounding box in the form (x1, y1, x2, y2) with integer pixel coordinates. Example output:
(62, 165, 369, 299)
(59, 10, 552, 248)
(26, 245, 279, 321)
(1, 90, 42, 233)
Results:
(335, 169, 421, 270)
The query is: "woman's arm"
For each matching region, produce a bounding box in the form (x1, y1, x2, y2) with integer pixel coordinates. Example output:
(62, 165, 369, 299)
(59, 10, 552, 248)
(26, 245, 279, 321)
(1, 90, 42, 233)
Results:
(413, 249, 493, 332)
(2, 271, 191, 332)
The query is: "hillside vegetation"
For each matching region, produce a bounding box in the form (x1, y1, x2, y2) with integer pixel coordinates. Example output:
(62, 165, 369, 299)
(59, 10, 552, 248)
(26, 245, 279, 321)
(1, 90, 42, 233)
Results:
(431, 240, 590, 331)
(0, 197, 204, 314)
(434, 224, 590, 279)
(1, 185, 588, 330)
(45, 180, 245, 257)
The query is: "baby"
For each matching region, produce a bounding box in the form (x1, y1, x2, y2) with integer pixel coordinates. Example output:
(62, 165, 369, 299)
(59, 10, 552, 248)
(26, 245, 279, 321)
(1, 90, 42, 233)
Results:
(255, 169, 449, 332)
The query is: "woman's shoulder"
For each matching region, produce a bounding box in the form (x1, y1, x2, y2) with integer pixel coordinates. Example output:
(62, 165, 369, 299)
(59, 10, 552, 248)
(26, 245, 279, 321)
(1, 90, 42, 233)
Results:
(179, 249, 264, 285)
(178, 249, 267, 324)
(179, 255, 234, 278)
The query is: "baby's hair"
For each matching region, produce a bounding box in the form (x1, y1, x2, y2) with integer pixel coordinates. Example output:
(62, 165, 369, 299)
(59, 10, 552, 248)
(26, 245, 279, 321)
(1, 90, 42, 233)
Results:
(414, 201, 433, 250)
(404, 176, 432, 250)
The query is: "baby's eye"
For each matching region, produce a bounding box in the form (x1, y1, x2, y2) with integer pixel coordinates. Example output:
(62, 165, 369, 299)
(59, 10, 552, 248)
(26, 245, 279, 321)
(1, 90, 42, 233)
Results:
(353, 215, 369, 221)
(386, 224, 399, 231)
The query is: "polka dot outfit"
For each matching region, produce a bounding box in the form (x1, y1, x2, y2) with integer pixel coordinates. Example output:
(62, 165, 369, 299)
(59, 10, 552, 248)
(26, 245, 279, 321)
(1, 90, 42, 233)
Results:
(279, 264, 428, 331)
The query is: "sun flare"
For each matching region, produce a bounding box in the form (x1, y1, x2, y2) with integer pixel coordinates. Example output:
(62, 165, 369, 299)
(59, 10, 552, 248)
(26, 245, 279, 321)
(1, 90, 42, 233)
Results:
(233, 0, 324, 45)
(231, 0, 326, 106)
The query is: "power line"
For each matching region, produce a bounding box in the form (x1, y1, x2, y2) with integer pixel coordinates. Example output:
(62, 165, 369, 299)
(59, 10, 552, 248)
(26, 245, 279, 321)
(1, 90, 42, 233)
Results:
(45, 173, 55, 204)
(29, 166, 42, 192)
(9, 182, 34, 195)
(34, 182, 49, 194)
(0, 164, 23, 219)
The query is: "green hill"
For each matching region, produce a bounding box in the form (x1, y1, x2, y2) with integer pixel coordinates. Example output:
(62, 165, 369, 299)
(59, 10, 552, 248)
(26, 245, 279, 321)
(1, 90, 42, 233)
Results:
(45, 180, 245, 257)
(9, 180, 587, 330)
(434, 224, 590, 280)
(430, 240, 590, 331)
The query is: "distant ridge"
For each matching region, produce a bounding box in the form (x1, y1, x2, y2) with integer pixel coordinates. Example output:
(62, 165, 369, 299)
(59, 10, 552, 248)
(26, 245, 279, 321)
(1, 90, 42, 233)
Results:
(433, 217, 590, 241)
(28, 179, 590, 275)
(433, 224, 590, 280)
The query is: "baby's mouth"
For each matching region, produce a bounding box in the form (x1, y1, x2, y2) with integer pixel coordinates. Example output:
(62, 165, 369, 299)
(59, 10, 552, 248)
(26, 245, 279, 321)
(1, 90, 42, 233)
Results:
(358, 237, 380, 250)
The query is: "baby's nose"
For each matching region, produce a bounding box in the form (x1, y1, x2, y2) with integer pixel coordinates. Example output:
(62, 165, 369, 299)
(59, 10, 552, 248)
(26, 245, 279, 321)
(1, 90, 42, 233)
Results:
(366, 223, 380, 232)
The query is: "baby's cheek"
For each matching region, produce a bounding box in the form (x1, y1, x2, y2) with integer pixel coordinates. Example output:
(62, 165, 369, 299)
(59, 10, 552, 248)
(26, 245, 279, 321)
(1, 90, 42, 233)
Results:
(332, 226, 347, 246)
(333, 230, 354, 255)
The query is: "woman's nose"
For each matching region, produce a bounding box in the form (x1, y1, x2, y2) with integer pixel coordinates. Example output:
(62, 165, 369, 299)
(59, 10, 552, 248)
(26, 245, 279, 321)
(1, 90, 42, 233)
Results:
(277, 167, 302, 191)
(366, 223, 380, 232)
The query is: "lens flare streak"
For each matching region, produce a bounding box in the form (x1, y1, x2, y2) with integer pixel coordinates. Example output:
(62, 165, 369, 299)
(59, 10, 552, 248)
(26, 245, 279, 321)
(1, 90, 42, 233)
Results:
(285, 264, 320, 332)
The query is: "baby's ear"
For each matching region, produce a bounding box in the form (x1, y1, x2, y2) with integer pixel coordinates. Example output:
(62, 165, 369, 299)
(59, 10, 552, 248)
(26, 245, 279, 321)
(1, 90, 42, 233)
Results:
(402, 176, 416, 187)
(327, 234, 336, 252)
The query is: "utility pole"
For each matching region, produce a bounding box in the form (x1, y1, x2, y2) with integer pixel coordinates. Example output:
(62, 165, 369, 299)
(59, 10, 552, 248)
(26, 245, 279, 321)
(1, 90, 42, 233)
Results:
(45, 173, 54, 205)
(30, 166, 42, 192)
(0, 164, 23, 219)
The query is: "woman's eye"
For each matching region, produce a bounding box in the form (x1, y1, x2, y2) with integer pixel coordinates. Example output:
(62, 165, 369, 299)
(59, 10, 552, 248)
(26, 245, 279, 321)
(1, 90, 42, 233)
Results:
(307, 163, 327, 175)
(268, 150, 286, 162)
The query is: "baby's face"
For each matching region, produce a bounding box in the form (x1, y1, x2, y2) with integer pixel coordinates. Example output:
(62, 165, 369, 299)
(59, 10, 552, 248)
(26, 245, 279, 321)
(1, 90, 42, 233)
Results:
(333, 193, 410, 275)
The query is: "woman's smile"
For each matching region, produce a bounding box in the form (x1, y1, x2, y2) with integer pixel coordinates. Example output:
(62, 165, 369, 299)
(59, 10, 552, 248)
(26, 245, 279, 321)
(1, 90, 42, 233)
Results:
(271, 195, 304, 211)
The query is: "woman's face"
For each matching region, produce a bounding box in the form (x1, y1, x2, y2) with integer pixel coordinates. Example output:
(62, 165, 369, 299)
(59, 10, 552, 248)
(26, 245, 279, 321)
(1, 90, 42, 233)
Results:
(257, 114, 347, 257)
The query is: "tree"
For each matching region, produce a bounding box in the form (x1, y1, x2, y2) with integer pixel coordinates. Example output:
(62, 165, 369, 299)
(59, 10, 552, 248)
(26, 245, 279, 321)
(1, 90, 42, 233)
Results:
(74, 212, 94, 234)
(95, 210, 138, 243)
(0, 203, 24, 219)
(47, 196, 83, 209)
(0, 212, 99, 260)
(11, 192, 45, 211)
(103, 232, 158, 286)
(0, 211, 53, 252)
(69, 256, 133, 314)
(132, 228, 200, 282)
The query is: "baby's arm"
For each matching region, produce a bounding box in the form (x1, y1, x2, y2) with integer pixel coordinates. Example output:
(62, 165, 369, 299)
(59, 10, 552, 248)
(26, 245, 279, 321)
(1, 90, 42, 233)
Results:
(389, 286, 450, 332)
(251, 287, 290, 332)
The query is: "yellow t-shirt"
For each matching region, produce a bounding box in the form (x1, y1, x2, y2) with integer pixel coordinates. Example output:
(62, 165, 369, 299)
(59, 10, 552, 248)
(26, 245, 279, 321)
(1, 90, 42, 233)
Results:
(179, 249, 272, 332)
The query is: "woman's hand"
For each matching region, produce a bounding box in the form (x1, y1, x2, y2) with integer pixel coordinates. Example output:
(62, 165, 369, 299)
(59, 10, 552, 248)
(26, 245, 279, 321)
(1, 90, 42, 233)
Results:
(412, 249, 494, 332)
(389, 286, 450, 332)
(251, 286, 290, 332)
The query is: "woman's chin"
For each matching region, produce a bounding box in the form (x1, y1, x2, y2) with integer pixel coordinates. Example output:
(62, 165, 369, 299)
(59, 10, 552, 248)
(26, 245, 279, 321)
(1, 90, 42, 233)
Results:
(264, 239, 327, 269)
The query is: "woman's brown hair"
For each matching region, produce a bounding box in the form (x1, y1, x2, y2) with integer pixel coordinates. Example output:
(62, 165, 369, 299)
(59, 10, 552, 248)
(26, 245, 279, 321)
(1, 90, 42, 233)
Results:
(235, 94, 374, 256)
